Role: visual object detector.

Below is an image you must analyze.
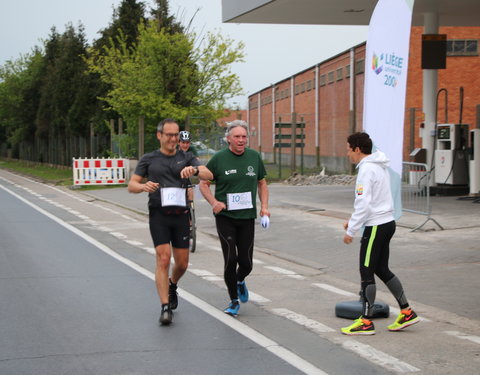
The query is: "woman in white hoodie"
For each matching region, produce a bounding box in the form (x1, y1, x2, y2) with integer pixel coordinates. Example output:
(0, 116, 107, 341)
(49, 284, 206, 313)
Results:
(341, 132, 420, 335)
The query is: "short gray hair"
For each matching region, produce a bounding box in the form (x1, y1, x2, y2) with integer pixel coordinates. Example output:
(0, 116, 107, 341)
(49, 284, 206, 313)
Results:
(225, 120, 249, 137)
(157, 118, 178, 132)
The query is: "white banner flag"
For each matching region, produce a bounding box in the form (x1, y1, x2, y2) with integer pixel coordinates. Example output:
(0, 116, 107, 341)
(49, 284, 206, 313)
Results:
(363, 0, 415, 219)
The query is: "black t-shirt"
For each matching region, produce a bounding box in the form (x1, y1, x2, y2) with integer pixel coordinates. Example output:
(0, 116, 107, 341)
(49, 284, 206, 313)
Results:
(134, 149, 200, 207)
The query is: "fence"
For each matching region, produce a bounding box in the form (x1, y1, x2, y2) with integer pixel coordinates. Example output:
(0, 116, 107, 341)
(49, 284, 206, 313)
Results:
(73, 158, 129, 186)
(401, 162, 443, 231)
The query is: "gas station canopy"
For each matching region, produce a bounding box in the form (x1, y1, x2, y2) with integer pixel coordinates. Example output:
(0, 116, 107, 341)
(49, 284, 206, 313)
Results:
(222, 0, 480, 27)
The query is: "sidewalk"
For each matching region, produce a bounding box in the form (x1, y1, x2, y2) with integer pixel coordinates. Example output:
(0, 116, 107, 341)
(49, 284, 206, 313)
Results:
(80, 183, 480, 230)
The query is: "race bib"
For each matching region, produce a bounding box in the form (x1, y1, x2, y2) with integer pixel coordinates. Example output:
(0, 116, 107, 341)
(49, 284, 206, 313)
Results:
(227, 192, 253, 211)
(161, 187, 187, 207)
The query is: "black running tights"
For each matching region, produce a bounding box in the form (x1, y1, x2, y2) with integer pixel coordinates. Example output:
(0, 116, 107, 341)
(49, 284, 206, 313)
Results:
(215, 215, 255, 300)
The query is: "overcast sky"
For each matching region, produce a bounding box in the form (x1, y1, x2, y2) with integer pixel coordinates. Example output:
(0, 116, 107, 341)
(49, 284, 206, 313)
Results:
(0, 0, 368, 107)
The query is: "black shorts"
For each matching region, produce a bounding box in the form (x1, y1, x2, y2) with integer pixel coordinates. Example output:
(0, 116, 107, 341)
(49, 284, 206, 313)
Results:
(148, 207, 190, 249)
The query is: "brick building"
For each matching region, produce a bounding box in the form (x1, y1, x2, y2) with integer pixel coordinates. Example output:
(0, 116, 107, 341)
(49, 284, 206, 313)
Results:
(247, 27, 480, 173)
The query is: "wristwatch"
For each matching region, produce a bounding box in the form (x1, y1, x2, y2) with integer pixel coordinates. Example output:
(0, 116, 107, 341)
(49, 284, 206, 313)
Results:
(193, 166, 199, 176)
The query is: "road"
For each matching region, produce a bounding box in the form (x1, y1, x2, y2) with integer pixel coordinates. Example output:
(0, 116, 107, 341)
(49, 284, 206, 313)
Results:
(1, 168, 479, 374)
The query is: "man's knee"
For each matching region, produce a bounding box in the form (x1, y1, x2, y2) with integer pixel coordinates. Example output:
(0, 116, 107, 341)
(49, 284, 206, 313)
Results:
(156, 245, 171, 269)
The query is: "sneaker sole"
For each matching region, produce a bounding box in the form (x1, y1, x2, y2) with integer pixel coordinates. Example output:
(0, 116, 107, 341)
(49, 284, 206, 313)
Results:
(224, 310, 238, 317)
(388, 317, 420, 331)
(159, 312, 173, 326)
(341, 330, 376, 336)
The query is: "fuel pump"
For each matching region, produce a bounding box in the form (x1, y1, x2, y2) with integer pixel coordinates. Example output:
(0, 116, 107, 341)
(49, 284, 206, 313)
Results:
(434, 123, 469, 185)
(470, 128, 480, 194)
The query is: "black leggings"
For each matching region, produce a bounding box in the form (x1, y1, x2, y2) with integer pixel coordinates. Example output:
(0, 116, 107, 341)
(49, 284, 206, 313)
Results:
(360, 220, 406, 317)
(215, 215, 255, 300)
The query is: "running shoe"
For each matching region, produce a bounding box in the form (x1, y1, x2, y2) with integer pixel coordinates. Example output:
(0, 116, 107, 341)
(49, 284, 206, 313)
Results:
(388, 308, 420, 331)
(341, 317, 375, 335)
(159, 305, 173, 326)
(169, 280, 178, 310)
(237, 281, 249, 303)
(224, 299, 240, 317)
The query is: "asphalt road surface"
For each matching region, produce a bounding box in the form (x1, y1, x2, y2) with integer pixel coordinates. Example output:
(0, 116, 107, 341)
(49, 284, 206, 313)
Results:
(0, 176, 390, 375)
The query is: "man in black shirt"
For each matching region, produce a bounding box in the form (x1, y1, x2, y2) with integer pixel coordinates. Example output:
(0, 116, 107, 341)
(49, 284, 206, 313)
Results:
(128, 119, 212, 325)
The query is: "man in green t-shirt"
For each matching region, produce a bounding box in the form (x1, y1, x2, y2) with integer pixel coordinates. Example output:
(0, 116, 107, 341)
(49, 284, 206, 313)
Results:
(199, 120, 270, 316)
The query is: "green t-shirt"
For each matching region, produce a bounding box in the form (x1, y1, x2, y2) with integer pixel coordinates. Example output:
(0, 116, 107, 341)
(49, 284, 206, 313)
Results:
(206, 148, 266, 219)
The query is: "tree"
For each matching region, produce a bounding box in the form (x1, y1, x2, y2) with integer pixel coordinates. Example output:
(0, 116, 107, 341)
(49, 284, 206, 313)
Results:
(150, 0, 184, 34)
(86, 20, 244, 140)
(94, 0, 146, 51)
(0, 50, 44, 148)
(91, 0, 147, 136)
(36, 24, 94, 139)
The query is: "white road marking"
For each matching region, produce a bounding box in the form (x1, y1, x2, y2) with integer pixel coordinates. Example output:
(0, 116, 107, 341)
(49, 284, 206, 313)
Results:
(271, 308, 335, 333)
(126, 240, 144, 246)
(312, 283, 357, 297)
(189, 268, 222, 282)
(445, 331, 480, 345)
(0, 183, 329, 375)
(253, 258, 264, 265)
(143, 247, 155, 254)
(265, 266, 305, 280)
(341, 340, 420, 373)
(98, 226, 112, 232)
(111, 232, 127, 239)
(249, 291, 271, 304)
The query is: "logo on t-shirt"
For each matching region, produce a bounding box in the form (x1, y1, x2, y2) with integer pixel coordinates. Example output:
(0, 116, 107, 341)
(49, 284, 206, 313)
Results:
(225, 169, 237, 175)
(356, 184, 364, 196)
(246, 166, 256, 176)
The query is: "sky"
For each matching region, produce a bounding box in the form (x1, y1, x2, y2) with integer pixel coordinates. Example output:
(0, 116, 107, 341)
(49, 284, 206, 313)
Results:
(0, 0, 368, 107)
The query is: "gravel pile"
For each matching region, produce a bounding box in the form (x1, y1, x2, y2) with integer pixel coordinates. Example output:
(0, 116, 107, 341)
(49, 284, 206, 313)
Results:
(284, 172, 356, 186)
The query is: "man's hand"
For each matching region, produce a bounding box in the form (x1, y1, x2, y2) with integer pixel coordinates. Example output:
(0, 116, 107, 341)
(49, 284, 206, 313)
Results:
(343, 234, 353, 244)
(212, 200, 226, 214)
(180, 166, 198, 178)
(143, 181, 159, 193)
(343, 221, 349, 230)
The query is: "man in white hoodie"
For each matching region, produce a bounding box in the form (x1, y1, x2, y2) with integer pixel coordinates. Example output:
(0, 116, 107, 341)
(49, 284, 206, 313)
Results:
(341, 132, 420, 335)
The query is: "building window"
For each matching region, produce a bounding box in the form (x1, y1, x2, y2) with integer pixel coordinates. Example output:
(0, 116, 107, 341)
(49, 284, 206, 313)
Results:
(320, 74, 326, 86)
(345, 64, 351, 78)
(306, 80, 312, 91)
(300, 82, 305, 93)
(447, 39, 478, 56)
(355, 59, 365, 74)
(327, 71, 335, 84)
(285, 88, 290, 97)
(336, 68, 343, 81)
(295, 84, 300, 95)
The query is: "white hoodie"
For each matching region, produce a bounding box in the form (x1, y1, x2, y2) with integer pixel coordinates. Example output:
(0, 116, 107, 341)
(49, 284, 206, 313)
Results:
(346, 151, 394, 237)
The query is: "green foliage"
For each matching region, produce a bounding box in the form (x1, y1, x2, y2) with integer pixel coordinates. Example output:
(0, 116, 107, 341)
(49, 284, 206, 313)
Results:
(150, 0, 185, 34)
(95, 0, 146, 51)
(86, 20, 244, 137)
(36, 24, 94, 138)
(0, 0, 245, 164)
(0, 50, 45, 145)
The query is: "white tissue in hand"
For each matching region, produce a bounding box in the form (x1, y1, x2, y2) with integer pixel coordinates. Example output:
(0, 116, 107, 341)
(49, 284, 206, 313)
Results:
(261, 215, 270, 229)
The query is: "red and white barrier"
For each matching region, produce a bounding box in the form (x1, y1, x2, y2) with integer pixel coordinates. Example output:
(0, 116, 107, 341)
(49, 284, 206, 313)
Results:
(73, 158, 129, 186)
